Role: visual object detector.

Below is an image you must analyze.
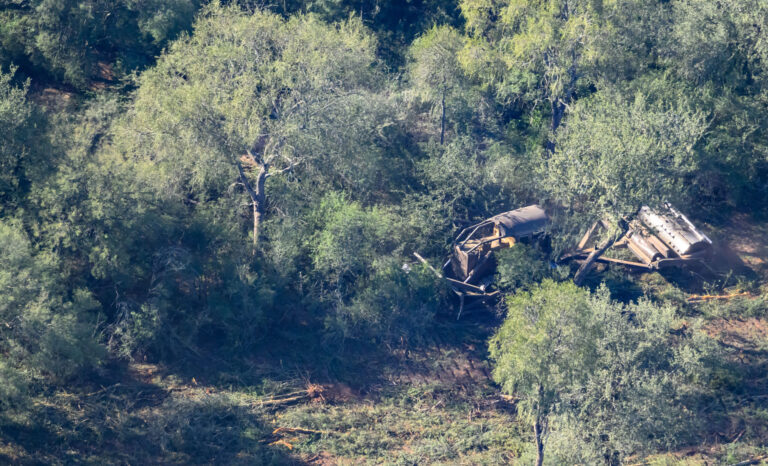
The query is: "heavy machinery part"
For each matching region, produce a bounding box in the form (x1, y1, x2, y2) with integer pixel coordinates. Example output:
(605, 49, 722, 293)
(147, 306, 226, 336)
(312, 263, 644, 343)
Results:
(564, 203, 712, 280)
(626, 225, 663, 264)
(450, 205, 549, 283)
(489, 205, 548, 239)
(637, 204, 712, 256)
(454, 205, 548, 248)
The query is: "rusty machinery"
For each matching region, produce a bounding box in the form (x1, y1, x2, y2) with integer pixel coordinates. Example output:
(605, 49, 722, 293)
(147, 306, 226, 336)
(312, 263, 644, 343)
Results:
(565, 203, 713, 274)
(411, 205, 549, 316)
(412, 202, 712, 320)
(414, 203, 712, 314)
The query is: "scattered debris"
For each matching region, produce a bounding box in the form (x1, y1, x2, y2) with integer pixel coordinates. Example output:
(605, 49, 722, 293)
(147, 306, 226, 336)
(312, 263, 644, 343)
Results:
(687, 292, 751, 303)
(566, 203, 713, 285)
(561, 203, 712, 278)
(253, 386, 321, 408)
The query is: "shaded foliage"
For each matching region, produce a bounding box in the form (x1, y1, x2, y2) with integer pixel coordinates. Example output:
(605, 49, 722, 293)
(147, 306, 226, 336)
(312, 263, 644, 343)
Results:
(0, 0, 201, 87)
(490, 281, 719, 464)
(1, 0, 767, 462)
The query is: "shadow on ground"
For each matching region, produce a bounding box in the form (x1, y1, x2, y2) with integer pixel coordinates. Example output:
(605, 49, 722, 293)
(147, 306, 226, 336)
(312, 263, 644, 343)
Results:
(0, 360, 301, 465)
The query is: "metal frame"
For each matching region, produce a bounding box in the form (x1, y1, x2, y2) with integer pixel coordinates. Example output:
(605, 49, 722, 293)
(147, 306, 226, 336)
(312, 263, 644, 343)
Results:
(563, 212, 712, 273)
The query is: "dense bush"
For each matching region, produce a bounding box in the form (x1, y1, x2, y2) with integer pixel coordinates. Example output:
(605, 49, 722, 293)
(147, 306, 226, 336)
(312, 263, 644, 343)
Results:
(490, 281, 719, 464)
(0, 0, 201, 87)
(494, 243, 557, 292)
(0, 66, 43, 214)
(0, 221, 103, 415)
(310, 193, 447, 344)
(1, 0, 768, 461)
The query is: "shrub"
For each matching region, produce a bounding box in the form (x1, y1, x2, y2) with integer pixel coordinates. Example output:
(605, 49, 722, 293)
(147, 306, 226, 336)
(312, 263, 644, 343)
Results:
(490, 281, 720, 464)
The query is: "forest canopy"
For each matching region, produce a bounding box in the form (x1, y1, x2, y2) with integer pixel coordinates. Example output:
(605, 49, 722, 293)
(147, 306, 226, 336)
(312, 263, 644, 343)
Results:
(1, 0, 768, 463)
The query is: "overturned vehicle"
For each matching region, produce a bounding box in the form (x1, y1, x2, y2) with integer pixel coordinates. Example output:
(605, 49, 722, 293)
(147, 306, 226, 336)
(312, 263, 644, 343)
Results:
(431, 205, 549, 301)
(433, 203, 712, 301)
(447, 205, 548, 283)
(566, 203, 713, 272)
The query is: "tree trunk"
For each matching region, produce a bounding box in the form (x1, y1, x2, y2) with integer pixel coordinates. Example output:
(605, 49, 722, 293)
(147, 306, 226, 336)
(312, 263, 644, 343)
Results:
(440, 90, 446, 145)
(573, 222, 628, 285)
(551, 98, 566, 133)
(534, 417, 544, 466)
(252, 201, 261, 248)
(573, 236, 613, 286)
(547, 62, 578, 154)
(236, 159, 268, 252)
(251, 165, 267, 248)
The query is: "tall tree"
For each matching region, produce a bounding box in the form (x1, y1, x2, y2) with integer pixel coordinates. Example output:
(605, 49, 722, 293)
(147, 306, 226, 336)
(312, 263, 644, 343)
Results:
(548, 289, 716, 464)
(270, 0, 463, 67)
(117, 4, 384, 248)
(408, 25, 470, 144)
(460, 0, 603, 150)
(489, 280, 597, 466)
(0, 220, 103, 392)
(490, 281, 717, 464)
(664, 0, 768, 209)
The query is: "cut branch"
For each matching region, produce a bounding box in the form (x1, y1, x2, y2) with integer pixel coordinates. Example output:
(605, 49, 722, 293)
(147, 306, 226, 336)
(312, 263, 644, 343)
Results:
(272, 427, 330, 436)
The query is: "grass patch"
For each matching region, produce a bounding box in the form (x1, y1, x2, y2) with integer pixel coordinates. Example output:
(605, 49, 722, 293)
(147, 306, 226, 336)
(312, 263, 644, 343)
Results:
(273, 383, 526, 464)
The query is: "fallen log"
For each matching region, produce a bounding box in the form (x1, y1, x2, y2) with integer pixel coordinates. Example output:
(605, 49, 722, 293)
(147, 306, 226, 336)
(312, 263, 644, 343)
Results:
(687, 292, 751, 303)
(255, 393, 309, 407)
(272, 426, 330, 436)
(267, 439, 294, 449)
(730, 454, 768, 466)
(573, 222, 628, 286)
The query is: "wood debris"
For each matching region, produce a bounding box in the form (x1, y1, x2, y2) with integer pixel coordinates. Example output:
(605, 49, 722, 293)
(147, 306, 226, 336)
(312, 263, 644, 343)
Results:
(687, 291, 751, 303)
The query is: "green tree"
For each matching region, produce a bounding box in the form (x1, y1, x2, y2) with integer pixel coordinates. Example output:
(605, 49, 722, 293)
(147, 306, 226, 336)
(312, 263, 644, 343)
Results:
(489, 280, 597, 466)
(491, 282, 718, 464)
(588, 0, 672, 85)
(495, 243, 554, 292)
(460, 0, 603, 149)
(663, 0, 768, 209)
(0, 0, 200, 87)
(547, 292, 716, 464)
(0, 220, 103, 408)
(270, 0, 462, 67)
(0, 66, 39, 214)
(310, 193, 445, 344)
(541, 86, 706, 257)
(416, 136, 521, 221)
(666, 0, 768, 87)
(119, 3, 384, 248)
(24, 93, 274, 361)
(409, 25, 473, 144)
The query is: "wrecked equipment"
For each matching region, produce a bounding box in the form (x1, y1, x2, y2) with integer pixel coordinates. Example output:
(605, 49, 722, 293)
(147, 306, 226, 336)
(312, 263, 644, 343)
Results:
(567, 203, 713, 273)
(444, 205, 549, 290)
